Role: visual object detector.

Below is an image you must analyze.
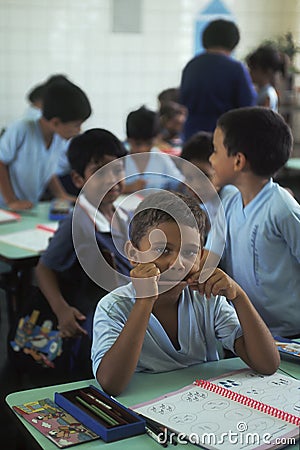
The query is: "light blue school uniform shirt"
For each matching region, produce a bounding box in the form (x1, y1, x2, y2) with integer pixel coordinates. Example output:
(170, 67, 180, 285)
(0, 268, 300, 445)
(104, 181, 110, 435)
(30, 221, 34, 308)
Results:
(0, 118, 68, 205)
(55, 145, 71, 176)
(125, 147, 184, 191)
(23, 105, 42, 120)
(257, 84, 278, 112)
(91, 283, 242, 376)
(209, 180, 300, 336)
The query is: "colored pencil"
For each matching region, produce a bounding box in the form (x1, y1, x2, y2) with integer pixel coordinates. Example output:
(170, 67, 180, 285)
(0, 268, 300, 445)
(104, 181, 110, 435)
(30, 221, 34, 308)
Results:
(75, 396, 118, 426)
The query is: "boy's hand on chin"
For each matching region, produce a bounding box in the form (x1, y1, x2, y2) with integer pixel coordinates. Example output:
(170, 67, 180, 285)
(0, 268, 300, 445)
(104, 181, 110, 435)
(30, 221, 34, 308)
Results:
(130, 263, 160, 301)
(187, 268, 241, 300)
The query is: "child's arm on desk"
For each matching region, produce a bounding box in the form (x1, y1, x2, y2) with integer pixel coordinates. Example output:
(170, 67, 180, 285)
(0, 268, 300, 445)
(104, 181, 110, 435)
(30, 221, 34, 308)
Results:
(188, 268, 280, 375)
(96, 263, 160, 396)
(0, 162, 33, 210)
(35, 261, 87, 338)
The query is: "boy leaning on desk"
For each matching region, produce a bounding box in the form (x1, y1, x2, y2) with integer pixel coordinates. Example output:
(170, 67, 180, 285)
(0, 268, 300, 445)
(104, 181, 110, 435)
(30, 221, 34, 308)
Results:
(92, 190, 280, 396)
(10, 129, 132, 380)
(0, 79, 91, 211)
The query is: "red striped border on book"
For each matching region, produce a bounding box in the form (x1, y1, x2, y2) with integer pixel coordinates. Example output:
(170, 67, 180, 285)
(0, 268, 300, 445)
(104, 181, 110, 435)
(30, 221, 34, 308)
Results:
(195, 379, 300, 426)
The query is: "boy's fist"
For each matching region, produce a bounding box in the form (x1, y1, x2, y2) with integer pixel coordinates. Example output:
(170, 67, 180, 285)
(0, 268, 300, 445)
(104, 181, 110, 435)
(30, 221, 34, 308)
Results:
(130, 263, 160, 301)
(188, 268, 241, 301)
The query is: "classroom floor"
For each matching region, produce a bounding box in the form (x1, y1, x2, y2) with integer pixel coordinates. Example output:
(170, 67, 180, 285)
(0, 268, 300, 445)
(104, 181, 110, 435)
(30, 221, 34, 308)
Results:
(0, 289, 45, 450)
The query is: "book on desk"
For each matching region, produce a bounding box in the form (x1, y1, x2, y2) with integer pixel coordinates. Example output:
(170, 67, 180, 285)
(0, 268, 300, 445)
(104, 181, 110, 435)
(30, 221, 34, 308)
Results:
(12, 397, 99, 448)
(0, 208, 20, 223)
(133, 369, 300, 450)
(12, 385, 145, 447)
(0, 222, 59, 253)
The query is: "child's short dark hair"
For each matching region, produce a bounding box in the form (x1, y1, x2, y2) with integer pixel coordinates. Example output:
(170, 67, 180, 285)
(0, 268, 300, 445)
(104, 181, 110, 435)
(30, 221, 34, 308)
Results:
(27, 74, 69, 104)
(246, 45, 282, 73)
(129, 191, 207, 248)
(217, 107, 293, 177)
(202, 19, 240, 51)
(27, 84, 45, 104)
(67, 128, 126, 177)
(126, 106, 160, 140)
(158, 88, 180, 106)
(181, 131, 214, 163)
(43, 80, 91, 122)
(159, 102, 187, 121)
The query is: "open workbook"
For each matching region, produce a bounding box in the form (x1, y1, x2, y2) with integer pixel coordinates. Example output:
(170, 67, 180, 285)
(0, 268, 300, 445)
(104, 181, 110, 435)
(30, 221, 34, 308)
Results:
(0, 223, 58, 253)
(133, 369, 300, 450)
(0, 208, 20, 223)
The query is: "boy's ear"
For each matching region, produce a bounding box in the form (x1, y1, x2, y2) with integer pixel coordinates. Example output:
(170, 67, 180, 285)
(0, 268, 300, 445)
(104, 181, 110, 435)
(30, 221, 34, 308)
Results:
(125, 240, 139, 266)
(71, 170, 85, 189)
(233, 152, 247, 172)
(48, 117, 62, 129)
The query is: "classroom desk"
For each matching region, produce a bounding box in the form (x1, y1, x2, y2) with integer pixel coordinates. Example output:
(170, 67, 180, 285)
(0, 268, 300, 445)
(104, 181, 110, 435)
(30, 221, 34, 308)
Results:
(0, 202, 51, 316)
(0, 202, 51, 262)
(285, 157, 300, 171)
(6, 357, 299, 450)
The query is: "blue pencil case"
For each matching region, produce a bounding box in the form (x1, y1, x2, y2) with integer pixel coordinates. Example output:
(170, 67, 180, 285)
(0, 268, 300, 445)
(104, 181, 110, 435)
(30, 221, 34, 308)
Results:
(55, 385, 145, 442)
(48, 199, 72, 221)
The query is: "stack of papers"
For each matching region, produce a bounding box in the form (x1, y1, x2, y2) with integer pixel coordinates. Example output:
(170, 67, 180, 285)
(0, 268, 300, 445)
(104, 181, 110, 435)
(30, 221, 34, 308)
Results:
(0, 227, 56, 253)
(0, 209, 20, 224)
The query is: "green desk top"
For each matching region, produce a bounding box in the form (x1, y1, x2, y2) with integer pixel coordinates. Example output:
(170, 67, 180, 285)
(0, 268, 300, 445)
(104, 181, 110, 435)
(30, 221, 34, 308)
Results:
(6, 358, 300, 450)
(0, 202, 51, 262)
(285, 157, 300, 171)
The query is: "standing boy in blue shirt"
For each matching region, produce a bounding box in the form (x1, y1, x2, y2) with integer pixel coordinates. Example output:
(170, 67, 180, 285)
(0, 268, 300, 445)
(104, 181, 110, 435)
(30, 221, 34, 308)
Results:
(35, 129, 131, 377)
(0, 80, 91, 210)
(92, 191, 279, 396)
(207, 106, 300, 338)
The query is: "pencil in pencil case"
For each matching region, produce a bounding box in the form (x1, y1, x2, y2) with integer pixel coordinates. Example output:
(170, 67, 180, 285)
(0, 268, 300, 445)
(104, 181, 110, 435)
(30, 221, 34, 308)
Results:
(55, 385, 145, 442)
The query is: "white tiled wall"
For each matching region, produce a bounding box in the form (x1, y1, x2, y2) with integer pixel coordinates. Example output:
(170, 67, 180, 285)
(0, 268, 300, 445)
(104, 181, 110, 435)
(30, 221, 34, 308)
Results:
(0, 0, 299, 139)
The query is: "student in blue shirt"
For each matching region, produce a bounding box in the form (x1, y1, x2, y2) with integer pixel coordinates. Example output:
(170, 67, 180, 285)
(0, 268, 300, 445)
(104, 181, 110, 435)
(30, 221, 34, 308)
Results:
(206, 106, 300, 338)
(124, 106, 184, 194)
(35, 129, 131, 376)
(180, 131, 238, 247)
(246, 45, 282, 112)
(0, 79, 91, 210)
(180, 131, 238, 201)
(92, 191, 279, 396)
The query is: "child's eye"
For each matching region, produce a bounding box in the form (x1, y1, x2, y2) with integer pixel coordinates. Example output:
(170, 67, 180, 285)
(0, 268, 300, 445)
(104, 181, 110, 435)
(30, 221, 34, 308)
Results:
(181, 249, 198, 258)
(154, 247, 169, 255)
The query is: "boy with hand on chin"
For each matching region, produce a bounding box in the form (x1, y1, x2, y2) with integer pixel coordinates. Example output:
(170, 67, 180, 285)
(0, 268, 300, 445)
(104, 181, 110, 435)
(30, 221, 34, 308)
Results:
(92, 191, 279, 396)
